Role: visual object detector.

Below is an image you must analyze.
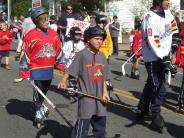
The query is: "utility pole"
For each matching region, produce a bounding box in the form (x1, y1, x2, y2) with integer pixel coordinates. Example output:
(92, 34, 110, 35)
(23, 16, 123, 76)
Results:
(49, 0, 55, 15)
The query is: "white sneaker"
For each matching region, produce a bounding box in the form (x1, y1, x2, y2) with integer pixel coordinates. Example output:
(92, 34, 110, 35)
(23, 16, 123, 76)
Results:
(35, 109, 45, 122)
(41, 104, 49, 117)
(14, 78, 24, 83)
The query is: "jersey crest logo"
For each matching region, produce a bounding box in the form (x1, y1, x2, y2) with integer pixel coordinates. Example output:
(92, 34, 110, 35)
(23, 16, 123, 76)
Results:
(36, 43, 56, 58)
(93, 69, 103, 77)
(147, 28, 152, 36)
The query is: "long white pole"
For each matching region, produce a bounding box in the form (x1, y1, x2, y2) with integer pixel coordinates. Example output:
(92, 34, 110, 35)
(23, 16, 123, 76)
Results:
(7, 0, 10, 22)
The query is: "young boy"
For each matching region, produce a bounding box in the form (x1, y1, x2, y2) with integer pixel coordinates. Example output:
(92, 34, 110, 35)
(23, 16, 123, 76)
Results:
(63, 27, 85, 68)
(0, 19, 13, 70)
(58, 26, 110, 138)
(131, 22, 142, 80)
(19, 7, 63, 127)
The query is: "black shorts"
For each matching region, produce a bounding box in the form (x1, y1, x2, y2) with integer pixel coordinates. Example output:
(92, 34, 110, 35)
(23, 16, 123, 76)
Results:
(0, 51, 10, 57)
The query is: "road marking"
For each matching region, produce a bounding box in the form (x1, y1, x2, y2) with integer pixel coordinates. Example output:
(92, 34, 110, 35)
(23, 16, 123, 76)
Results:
(0, 105, 5, 108)
(113, 89, 184, 117)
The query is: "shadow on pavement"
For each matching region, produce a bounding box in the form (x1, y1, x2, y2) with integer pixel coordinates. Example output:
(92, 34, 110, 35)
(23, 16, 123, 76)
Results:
(111, 70, 123, 81)
(107, 95, 138, 127)
(129, 91, 141, 99)
(6, 99, 34, 122)
(114, 58, 127, 62)
(170, 85, 180, 94)
(6, 99, 72, 138)
(36, 120, 71, 138)
(108, 95, 184, 136)
(166, 122, 184, 138)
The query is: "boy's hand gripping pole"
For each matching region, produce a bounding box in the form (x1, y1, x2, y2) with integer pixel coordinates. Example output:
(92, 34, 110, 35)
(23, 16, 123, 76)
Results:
(122, 47, 142, 76)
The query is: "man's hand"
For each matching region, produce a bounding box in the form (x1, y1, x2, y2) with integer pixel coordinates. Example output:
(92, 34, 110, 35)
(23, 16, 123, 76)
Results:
(57, 73, 69, 90)
(57, 80, 67, 89)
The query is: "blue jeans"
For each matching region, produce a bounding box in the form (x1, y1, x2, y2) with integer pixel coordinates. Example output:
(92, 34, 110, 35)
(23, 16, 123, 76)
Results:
(112, 37, 119, 54)
(138, 61, 166, 114)
(178, 69, 184, 104)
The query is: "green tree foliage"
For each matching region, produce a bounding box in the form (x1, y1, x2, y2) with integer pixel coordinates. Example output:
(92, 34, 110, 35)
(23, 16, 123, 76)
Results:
(11, 0, 49, 18)
(61, 0, 111, 12)
(11, 0, 31, 17)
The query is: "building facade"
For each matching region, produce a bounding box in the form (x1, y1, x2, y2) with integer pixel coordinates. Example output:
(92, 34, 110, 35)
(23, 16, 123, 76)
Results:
(105, 0, 181, 33)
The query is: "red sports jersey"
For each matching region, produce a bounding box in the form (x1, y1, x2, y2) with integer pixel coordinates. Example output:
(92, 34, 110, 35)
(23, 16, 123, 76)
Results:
(176, 40, 184, 68)
(176, 27, 184, 68)
(132, 31, 142, 56)
(0, 30, 13, 51)
(19, 28, 63, 80)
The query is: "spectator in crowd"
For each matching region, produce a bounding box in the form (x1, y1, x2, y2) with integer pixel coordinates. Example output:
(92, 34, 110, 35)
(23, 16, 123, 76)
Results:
(2, 12, 8, 21)
(110, 15, 120, 55)
(129, 29, 135, 53)
(49, 15, 57, 32)
(14, 16, 24, 53)
(0, 19, 13, 70)
(57, 4, 81, 43)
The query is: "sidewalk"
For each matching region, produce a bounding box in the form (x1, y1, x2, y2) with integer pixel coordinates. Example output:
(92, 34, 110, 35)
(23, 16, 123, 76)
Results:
(118, 34, 130, 56)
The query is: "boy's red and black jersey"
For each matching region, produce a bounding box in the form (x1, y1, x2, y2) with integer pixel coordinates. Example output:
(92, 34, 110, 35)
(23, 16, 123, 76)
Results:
(19, 28, 62, 80)
(0, 30, 13, 51)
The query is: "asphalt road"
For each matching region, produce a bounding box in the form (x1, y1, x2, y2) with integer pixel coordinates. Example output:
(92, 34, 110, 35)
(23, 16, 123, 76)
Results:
(0, 42, 183, 138)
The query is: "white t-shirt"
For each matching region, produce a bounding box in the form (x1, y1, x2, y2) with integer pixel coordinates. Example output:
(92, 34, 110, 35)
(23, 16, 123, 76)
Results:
(63, 40, 85, 68)
(49, 23, 57, 32)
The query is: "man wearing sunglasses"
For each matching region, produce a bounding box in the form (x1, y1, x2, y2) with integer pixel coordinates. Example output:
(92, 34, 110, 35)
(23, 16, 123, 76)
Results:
(57, 4, 81, 43)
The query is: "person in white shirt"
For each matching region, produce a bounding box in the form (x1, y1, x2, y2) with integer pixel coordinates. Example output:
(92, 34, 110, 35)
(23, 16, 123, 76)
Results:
(136, 0, 178, 133)
(62, 27, 85, 93)
(63, 27, 85, 68)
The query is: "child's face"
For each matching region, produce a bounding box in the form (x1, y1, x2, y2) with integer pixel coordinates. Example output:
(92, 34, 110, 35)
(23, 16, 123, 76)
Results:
(36, 13, 49, 31)
(88, 36, 103, 51)
(0, 23, 7, 31)
(50, 19, 56, 23)
(74, 34, 81, 41)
